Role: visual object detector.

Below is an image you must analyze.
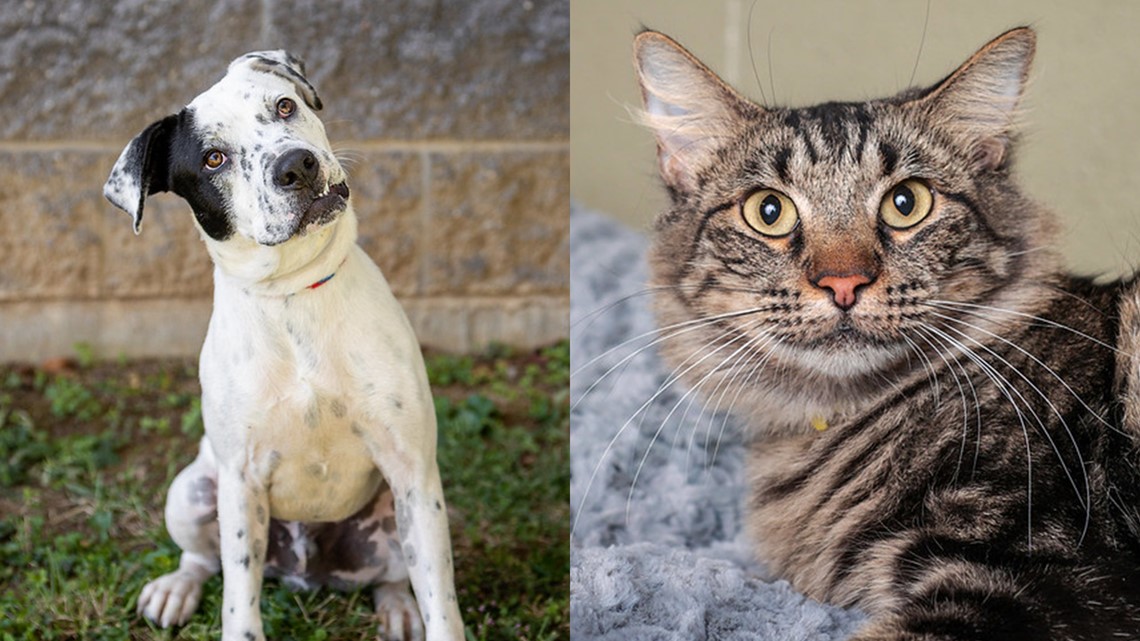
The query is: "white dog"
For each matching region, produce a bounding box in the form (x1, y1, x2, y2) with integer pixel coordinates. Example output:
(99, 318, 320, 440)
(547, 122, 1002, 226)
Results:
(104, 51, 464, 641)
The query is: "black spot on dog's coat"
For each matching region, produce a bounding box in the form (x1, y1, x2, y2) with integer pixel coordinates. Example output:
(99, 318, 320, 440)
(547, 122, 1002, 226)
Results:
(381, 516, 397, 534)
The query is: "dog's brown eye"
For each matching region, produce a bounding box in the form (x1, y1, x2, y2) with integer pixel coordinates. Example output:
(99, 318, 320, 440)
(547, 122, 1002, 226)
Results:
(203, 149, 227, 170)
(276, 97, 297, 119)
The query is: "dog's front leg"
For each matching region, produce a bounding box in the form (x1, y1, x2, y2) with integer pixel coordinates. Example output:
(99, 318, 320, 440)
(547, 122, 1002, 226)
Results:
(388, 463, 465, 641)
(215, 465, 271, 641)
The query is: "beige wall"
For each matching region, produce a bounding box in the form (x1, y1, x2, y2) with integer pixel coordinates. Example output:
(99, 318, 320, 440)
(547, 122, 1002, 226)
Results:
(571, 0, 1140, 277)
(0, 1, 569, 362)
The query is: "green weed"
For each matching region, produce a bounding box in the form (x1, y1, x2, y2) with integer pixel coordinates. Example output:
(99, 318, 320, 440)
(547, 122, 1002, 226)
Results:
(0, 402, 51, 487)
(73, 342, 96, 369)
(0, 341, 569, 640)
(44, 377, 103, 421)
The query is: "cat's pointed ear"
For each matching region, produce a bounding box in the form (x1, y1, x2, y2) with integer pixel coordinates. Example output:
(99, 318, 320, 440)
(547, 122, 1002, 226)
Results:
(915, 27, 1035, 171)
(633, 30, 757, 192)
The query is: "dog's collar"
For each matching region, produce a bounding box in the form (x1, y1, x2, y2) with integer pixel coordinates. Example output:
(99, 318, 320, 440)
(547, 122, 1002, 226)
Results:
(305, 271, 337, 290)
(243, 256, 348, 299)
(296, 256, 348, 295)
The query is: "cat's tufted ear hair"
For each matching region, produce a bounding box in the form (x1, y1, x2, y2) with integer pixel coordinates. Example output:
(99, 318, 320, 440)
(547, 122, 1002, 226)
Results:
(912, 27, 1035, 171)
(633, 30, 760, 193)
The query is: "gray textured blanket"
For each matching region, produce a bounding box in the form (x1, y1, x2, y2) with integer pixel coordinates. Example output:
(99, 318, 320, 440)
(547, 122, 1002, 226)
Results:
(569, 205, 864, 640)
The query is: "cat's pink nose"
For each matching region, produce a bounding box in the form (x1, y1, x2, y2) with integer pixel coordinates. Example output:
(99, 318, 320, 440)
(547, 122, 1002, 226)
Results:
(815, 273, 872, 310)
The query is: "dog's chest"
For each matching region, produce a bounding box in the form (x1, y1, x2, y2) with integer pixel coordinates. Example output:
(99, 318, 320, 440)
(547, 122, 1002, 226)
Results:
(201, 289, 392, 523)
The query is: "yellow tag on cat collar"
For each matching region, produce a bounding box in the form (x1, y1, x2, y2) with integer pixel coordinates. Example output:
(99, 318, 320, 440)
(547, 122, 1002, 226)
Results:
(811, 416, 829, 432)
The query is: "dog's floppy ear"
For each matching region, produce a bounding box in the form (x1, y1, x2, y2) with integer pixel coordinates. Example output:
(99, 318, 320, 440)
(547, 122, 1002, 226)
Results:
(103, 114, 178, 234)
(232, 50, 323, 111)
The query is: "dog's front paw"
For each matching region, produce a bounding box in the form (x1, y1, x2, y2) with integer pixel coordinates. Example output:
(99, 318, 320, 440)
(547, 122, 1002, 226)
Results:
(137, 567, 210, 627)
(374, 581, 425, 641)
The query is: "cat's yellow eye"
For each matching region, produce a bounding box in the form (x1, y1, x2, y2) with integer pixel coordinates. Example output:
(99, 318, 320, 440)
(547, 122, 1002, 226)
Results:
(880, 179, 934, 230)
(742, 189, 799, 237)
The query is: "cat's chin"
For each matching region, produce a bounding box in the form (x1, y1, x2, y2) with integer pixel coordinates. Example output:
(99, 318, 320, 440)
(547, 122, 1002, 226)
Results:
(774, 338, 905, 379)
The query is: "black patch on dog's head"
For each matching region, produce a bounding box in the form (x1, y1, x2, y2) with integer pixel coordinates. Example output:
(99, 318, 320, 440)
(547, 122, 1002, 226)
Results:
(105, 109, 235, 241)
(103, 115, 178, 232)
(166, 109, 235, 241)
(238, 51, 323, 111)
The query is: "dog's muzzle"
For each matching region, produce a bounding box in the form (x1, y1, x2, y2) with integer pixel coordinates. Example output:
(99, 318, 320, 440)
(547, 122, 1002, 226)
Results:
(273, 148, 350, 231)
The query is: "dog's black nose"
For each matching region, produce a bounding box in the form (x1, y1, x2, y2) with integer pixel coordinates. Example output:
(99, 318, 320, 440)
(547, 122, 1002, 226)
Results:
(273, 149, 320, 191)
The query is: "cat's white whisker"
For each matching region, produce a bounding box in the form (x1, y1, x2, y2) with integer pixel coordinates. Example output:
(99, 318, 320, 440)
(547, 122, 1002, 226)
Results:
(1004, 245, 1054, 258)
(684, 330, 777, 476)
(573, 315, 762, 536)
(933, 320, 1094, 544)
(913, 325, 983, 483)
(900, 331, 941, 404)
(708, 348, 778, 472)
(572, 285, 699, 334)
(922, 324, 1038, 548)
(926, 299, 1125, 356)
(571, 304, 770, 384)
(626, 318, 772, 523)
(930, 311, 1122, 436)
(908, 326, 974, 479)
(666, 327, 754, 468)
(685, 327, 770, 444)
(571, 306, 771, 413)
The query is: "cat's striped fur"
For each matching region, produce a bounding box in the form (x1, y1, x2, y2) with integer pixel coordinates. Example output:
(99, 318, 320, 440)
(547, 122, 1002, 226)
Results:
(636, 27, 1140, 639)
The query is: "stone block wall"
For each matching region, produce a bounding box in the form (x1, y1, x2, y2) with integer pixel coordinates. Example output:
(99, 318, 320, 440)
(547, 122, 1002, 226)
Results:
(0, 0, 569, 361)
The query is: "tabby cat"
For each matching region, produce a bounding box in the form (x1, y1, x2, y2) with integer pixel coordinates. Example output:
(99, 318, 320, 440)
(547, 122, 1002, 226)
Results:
(634, 26, 1140, 639)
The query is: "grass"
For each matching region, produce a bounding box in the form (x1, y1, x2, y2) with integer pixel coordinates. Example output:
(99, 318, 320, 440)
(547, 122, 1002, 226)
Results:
(0, 341, 569, 641)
